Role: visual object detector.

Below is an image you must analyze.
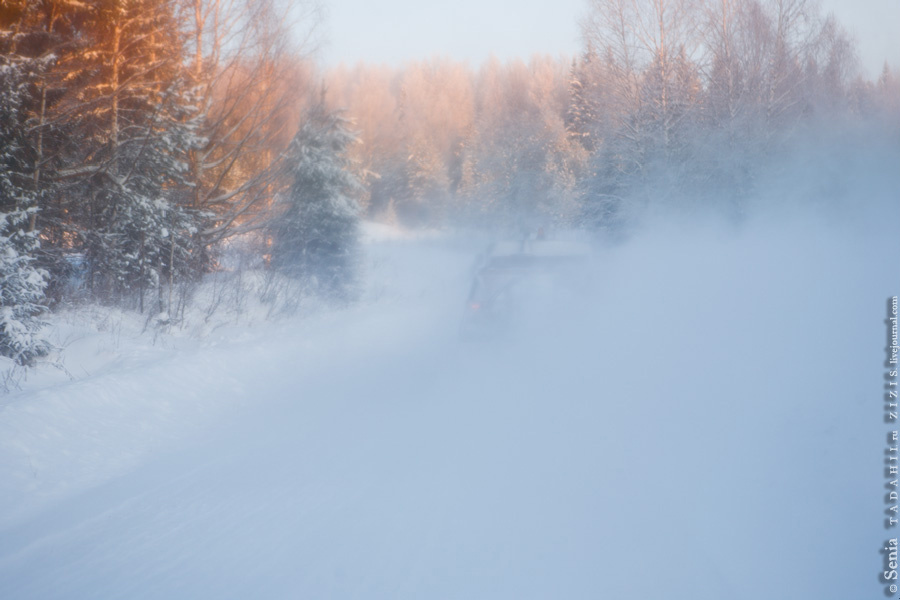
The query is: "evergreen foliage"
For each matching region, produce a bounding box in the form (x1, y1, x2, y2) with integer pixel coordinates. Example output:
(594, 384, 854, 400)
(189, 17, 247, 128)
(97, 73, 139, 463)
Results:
(0, 54, 49, 364)
(270, 104, 361, 302)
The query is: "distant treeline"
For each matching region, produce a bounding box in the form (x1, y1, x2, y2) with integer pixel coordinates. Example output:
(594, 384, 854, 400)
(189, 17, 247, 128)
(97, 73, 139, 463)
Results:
(323, 0, 899, 230)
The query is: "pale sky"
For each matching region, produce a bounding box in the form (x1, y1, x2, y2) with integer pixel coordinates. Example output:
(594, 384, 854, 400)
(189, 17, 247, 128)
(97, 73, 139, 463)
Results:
(821, 0, 900, 78)
(320, 0, 898, 79)
(321, 0, 584, 65)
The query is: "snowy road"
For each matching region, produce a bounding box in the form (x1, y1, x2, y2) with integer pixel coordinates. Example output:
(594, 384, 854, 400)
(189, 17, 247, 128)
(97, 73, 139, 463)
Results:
(0, 219, 894, 599)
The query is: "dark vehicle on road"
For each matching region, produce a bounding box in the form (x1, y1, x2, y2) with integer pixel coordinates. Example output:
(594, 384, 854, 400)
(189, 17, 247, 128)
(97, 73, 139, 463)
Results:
(459, 239, 591, 340)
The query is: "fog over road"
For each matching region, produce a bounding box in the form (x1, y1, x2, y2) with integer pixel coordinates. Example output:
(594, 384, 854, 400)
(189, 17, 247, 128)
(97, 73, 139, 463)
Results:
(0, 204, 896, 599)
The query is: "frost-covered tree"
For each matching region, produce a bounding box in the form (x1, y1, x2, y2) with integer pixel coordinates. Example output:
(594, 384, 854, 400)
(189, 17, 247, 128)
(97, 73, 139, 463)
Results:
(269, 103, 362, 302)
(0, 210, 49, 366)
(566, 53, 602, 153)
(58, 0, 204, 310)
(0, 54, 49, 365)
(0, 2, 79, 301)
(79, 79, 203, 313)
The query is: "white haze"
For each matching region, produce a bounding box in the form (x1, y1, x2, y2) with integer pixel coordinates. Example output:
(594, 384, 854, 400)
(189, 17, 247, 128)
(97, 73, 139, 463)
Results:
(0, 131, 897, 599)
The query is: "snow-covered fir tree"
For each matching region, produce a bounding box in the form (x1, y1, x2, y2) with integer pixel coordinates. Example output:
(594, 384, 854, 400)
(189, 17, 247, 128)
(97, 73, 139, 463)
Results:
(84, 79, 203, 313)
(270, 103, 362, 302)
(68, 0, 202, 311)
(0, 54, 49, 365)
(0, 209, 49, 366)
(566, 52, 601, 153)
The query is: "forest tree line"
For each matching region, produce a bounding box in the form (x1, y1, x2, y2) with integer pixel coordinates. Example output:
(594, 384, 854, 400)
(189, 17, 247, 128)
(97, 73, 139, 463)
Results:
(0, 0, 898, 365)
(323, 0, 898, 230)
(0, 0, 326, 364)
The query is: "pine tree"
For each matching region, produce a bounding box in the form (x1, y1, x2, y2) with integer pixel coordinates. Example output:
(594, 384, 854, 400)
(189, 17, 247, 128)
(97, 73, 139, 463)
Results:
(0, 54, 49, 365)
(0, 2, 84, 301)
(0, 210, 49, 366)
(62, 0, 201, 310)
(270, 103, 361, 302)
(566, 52, 601, 153)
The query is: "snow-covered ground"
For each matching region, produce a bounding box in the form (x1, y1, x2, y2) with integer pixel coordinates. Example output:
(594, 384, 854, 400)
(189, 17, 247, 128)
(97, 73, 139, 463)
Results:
(0, 199, 897, 598)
